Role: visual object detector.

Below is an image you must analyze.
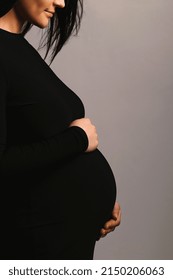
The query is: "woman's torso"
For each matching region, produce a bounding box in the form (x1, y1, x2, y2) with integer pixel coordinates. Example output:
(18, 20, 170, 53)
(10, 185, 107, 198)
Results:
(0, 29, 116, 233)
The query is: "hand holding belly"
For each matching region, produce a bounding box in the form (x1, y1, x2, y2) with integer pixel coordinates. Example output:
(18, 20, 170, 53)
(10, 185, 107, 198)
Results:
(99, 202, 121, 239)
(69, 118, 98, 152)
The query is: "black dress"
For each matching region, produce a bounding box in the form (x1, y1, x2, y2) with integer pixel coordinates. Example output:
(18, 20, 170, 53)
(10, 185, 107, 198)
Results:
(0, 28, 116, 259)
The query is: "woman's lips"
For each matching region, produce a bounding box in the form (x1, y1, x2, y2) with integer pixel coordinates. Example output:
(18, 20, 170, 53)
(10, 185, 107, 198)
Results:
(45, 10, 54, 17)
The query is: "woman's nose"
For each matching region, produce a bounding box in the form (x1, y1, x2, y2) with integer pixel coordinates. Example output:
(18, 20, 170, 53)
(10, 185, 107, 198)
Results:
(53, 0, 65, 9)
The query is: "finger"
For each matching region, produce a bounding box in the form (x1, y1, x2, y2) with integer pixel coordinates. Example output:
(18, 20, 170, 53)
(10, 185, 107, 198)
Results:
(100, 229, 107, 235)
(112, 202, 121, 219)
(100, 228, 115, 238)
(115, 209, 122, 226)
(104, 218, 120, 230)
(112, 208, 122, 226)
(100, 228, 114, 236)
(103, 229, 114, 235)
(103, 215, 121, 231)
(100, 223, 118, 238)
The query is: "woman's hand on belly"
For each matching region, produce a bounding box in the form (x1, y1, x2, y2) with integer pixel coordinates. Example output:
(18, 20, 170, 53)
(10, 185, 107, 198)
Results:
(69, 118, 98, 152)
(97, 202, 121, 240)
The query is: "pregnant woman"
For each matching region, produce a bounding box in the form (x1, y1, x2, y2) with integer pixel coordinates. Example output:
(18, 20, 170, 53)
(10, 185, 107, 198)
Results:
(0, 0, 121, 260)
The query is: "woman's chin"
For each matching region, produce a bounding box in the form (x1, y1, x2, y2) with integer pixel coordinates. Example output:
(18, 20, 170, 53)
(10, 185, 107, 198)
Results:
(31, 20, 49, 29)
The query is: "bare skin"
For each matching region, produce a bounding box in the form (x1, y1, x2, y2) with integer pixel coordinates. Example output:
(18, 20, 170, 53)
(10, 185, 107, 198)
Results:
(0, 1, 121, 239)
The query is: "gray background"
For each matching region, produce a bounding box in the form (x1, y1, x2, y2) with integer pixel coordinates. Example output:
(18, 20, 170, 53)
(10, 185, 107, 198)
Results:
(26, 0, 173, 259)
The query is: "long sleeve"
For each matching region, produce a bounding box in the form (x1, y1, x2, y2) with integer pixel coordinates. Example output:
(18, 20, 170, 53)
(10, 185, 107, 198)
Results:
(0, 29, 117, 239)
(0, 66, 88, 175)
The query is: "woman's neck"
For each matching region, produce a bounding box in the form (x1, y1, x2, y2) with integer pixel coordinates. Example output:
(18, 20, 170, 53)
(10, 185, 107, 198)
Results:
(0, 8, 25, 34)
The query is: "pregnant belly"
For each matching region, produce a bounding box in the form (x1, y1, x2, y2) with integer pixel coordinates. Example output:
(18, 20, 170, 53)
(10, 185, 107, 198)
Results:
(59, 149, 116, 225)
(28, 149, 116, 228)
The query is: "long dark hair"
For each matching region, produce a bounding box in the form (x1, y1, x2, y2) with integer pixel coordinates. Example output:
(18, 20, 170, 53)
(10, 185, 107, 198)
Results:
(22, 0, 83, 65)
